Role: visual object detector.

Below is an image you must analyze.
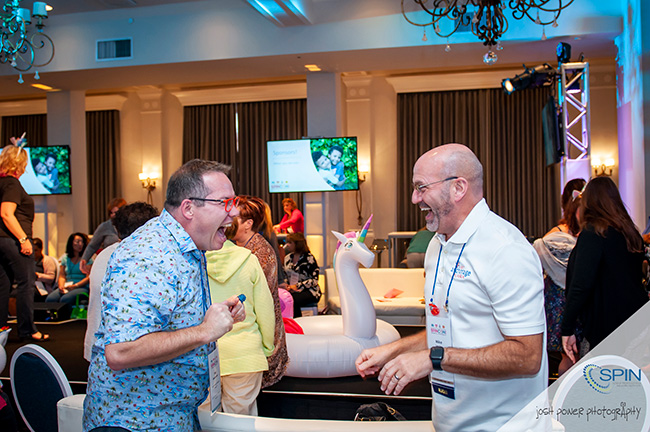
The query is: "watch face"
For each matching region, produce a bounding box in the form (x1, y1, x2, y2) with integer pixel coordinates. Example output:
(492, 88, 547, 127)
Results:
(430, 346, 444, 370)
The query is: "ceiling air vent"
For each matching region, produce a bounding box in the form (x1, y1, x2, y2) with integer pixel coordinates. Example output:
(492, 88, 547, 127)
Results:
(96, 38, 132, 61)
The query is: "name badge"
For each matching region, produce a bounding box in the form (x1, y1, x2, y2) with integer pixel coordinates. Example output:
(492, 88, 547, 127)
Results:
(427, 308, 456, 400)
(208, 345, 222, 414)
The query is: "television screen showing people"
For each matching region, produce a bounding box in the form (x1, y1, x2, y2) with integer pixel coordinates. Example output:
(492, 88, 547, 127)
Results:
(267, 137, 359, 193)
(0, 145, 71, 195)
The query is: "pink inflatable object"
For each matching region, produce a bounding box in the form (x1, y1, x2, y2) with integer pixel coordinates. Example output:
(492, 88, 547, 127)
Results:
(278, 288, 294, 319)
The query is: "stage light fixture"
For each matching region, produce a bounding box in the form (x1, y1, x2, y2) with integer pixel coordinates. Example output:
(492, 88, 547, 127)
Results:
(501, 64, 556, 95)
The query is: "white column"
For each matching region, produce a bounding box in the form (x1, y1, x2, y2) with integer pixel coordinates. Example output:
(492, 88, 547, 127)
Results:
(306, 72, 344, 268)
(46, 90, 86, 254)
(160, 90, 184, 203)
(344, 76, 398, 267)
(136, 88, 164, 208)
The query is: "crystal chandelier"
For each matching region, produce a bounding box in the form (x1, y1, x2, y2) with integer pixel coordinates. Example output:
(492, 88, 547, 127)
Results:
(401, 0, 575, 64)
(0, 0, 54, 83)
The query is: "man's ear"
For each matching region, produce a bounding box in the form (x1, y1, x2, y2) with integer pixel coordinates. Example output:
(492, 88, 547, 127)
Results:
(179, 199, 194, 220)
(451, 177, 469, 203)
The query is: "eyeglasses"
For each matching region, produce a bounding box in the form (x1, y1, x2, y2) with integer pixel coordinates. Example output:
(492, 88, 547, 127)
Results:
(413, 176, 459, 193)
(189, 196, 240, 212)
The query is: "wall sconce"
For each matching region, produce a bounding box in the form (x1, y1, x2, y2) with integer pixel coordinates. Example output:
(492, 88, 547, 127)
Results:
(591, 157, 615, 177)
(356, 161, 371, 226)
(358, 161, 370, 183)
(139, 172, 159, 204)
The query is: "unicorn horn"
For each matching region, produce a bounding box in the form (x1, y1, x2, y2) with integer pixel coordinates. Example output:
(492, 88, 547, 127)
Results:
(9, 132, 26, 147)
(358, 214, 373, 243)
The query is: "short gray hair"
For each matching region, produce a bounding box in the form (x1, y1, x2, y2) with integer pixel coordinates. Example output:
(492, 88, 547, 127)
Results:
(164, 159, 231, 210)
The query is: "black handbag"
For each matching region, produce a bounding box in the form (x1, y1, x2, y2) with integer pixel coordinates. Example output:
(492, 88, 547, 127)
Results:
(354, 402, 406, 421)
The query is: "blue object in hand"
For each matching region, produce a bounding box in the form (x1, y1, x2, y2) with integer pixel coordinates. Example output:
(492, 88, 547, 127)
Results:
(237, 294, 246, 303)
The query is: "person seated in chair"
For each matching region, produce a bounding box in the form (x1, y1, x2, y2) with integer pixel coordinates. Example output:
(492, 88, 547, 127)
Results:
(80, 198, 126, 275)
(405, 228, 435, 268)
(32, 238, 57, 300)
(280, 233, 320, 317)
(46, 233, 91, 308)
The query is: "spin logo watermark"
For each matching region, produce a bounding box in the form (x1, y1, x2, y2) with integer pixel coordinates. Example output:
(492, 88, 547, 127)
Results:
(583, 363, 642, 394)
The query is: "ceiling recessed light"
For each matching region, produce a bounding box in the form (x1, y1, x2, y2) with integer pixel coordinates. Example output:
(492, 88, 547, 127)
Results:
(45, 4, 53, 11)
(31, 83, 55, 91)
(304, 64, 321, 72)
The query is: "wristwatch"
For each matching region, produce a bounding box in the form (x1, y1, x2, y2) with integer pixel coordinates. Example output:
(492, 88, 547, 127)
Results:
(19, 237, 28, 244)
(430, 346, 445, 371)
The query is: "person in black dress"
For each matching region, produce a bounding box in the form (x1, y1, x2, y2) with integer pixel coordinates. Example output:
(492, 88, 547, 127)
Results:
(0, 143, 48, 341)
(561, 176, 647, 363)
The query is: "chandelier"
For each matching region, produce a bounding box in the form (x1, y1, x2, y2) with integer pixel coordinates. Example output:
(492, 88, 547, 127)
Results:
(401, 0, 575, 64)
(0, 0, 54, 83)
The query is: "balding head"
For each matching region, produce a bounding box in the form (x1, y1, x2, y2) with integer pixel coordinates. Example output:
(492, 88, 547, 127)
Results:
(416, 144, 483, 197)
(412, 144, 484, 239)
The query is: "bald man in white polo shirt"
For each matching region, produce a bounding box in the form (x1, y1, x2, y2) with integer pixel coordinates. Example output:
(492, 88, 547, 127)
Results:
(355, 144, 548, 432)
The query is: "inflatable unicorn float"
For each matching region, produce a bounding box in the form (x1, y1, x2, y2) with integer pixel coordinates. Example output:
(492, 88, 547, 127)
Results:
(285, 215, 401, 378)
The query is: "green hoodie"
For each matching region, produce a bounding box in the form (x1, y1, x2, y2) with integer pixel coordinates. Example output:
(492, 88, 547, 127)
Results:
(206, 241, 275, 375)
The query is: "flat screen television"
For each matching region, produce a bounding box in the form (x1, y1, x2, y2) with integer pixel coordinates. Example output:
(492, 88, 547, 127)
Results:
(267, 137, 359, 193)
(0, 145, 72, 195)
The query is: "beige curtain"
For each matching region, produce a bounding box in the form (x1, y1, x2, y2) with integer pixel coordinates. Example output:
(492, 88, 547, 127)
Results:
(1, 114, 47, 147)
(86, 110, 121, 232)
(397, 87, 559, 238)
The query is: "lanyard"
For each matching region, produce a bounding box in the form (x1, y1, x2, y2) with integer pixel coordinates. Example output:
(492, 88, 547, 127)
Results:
(198, 251, 215, 352)
(199, 252, 210, 312)
(430, 242, 466, 312)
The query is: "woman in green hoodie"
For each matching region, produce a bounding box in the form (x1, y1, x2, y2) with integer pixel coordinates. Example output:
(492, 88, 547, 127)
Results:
(206, 240, 276, 415)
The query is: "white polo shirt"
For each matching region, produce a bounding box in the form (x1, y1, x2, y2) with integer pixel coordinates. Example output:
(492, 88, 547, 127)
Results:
(425, 199, 547, 432)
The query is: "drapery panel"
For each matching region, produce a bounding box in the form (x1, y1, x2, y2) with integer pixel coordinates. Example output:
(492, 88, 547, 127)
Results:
(1, 114, 47, 147)
(182, 99, 307, 224)
(236, 99, 307, 224)
(397, 87, 559, 238)
(86, 110, 121, 233)
(182, 103, 238, 170)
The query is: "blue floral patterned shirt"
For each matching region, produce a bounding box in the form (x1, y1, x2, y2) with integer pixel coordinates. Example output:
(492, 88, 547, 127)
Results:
(83, 209, 212, 431)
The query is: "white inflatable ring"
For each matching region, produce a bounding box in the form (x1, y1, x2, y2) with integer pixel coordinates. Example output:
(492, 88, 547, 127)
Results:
(285, 315, 401, 378)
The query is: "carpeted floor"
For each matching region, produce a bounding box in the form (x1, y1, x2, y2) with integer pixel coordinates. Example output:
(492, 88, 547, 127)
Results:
(1, 319, 89, 431)
(1, 319, 89, 383)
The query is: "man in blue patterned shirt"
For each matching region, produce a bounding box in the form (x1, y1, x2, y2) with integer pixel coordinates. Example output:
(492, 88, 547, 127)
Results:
(83, 160, 245, 431)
